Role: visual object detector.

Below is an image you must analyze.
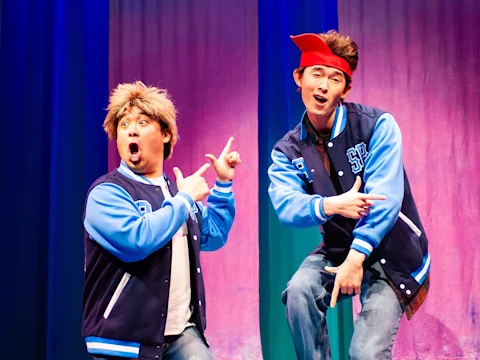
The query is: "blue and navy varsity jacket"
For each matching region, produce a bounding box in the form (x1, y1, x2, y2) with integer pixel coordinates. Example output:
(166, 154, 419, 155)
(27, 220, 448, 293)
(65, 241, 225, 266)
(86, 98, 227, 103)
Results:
(268, 102, 430, 305)
(82, 162, 235, 359)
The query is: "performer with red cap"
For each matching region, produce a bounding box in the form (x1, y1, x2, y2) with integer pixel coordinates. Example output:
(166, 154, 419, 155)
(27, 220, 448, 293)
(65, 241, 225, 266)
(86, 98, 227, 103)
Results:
(268, 31, 430, 359)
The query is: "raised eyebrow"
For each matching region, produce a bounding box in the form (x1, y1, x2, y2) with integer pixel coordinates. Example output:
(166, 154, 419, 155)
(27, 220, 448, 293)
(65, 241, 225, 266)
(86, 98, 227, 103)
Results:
(139, 112, 151, 118)
(117, 112, 129, 121)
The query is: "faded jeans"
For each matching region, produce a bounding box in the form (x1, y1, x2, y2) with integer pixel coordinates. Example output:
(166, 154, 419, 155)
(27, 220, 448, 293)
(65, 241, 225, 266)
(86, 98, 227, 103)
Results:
(93, 327, 213, 360)
(282, 253, 403, 360)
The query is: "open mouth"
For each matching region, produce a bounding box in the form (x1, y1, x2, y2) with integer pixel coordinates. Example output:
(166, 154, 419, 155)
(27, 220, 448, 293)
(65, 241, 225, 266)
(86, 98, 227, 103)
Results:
(314, 95, 327, 105)
(129, 143, 140, 163)
(129, 143, 139, 154)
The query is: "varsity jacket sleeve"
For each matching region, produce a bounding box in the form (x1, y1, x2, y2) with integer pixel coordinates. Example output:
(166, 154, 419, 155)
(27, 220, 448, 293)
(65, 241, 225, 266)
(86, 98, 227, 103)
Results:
(268, 148, 331, 227)
(197, 179, 236, 251)
(351, 113, 404, 257)
(84, 182, 194, 262)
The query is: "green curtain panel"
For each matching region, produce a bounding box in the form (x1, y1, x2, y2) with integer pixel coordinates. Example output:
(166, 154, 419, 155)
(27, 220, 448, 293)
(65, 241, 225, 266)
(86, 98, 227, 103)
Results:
(258, 1, 354, 359)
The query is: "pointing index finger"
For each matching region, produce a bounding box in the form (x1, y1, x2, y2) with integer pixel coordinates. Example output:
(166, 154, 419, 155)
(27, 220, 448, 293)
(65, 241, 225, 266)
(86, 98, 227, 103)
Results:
(220, 137, 234, 157)
(194, 163, 210, 176)
(330, 281, 340, 308)
(360, 194, 387, 201)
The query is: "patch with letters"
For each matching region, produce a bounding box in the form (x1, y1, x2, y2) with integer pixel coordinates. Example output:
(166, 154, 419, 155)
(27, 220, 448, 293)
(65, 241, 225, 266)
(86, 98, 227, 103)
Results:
(292, 157, 313, 183)
(191, 203, 200, 223)
(346, 142, 368, 174)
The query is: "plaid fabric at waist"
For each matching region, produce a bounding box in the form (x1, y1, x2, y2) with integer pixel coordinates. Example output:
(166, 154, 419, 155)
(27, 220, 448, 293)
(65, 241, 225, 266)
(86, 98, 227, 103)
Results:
(391, 273, 430, 320)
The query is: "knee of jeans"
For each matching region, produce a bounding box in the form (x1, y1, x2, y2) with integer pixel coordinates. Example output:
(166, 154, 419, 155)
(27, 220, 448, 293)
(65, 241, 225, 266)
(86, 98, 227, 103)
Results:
(282, 271, 325, 306)
(184, 355, 213, 360)
(349, 345, 371, 360)
(349, 339, 380, 360)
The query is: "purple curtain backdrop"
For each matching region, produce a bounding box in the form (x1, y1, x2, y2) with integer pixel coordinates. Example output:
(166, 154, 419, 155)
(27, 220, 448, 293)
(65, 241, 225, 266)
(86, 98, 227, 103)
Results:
(108, 1, 261, 358)
(339, 0, 480, 358)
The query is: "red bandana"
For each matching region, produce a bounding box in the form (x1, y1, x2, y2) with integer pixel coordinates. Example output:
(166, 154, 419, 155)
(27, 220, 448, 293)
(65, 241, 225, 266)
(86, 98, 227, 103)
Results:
(290, 33, 352, 78)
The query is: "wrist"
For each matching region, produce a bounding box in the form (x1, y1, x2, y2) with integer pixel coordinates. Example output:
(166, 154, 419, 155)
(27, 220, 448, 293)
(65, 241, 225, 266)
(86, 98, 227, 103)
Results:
(323, 196, 337, 216)
(346, 249, 366, 266)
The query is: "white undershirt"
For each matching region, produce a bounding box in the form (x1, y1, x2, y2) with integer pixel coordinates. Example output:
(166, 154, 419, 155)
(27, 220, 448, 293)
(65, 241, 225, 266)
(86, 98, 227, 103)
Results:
(150, 176, 193, 335)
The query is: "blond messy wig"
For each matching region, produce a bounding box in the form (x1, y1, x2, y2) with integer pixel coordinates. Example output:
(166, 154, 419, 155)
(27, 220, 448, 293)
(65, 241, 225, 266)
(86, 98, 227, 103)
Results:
(104, 81, 178, 160)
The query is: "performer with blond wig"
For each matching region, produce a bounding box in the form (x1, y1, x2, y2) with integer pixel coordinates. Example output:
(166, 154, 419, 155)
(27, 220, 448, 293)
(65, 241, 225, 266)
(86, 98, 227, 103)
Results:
(82, 81, 241, 359)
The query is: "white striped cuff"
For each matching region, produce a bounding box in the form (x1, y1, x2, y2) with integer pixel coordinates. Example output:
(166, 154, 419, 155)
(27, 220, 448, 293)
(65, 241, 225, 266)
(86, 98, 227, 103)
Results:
(314, 198, 328, 221)
(351, 238, 374, 257)
(176, 192, 193, 212)
(213, 180, 233, 194)
(313, 197, 332, 223)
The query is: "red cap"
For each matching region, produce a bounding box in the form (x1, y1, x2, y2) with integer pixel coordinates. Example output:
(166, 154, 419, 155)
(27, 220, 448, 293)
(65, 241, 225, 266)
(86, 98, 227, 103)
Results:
(290, 33, 352, 77)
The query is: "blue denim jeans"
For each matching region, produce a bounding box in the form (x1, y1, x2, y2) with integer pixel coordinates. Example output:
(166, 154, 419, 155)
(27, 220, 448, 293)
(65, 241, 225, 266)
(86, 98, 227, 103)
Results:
(162, 327, 213, 360)
(92, 327, 212, 360)
(282, 254, 403, 360)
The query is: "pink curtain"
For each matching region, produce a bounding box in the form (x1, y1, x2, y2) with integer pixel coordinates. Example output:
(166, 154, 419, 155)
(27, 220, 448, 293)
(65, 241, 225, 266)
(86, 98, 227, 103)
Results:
(109, 1, 261, 358)
(339, 0, 480, 358)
